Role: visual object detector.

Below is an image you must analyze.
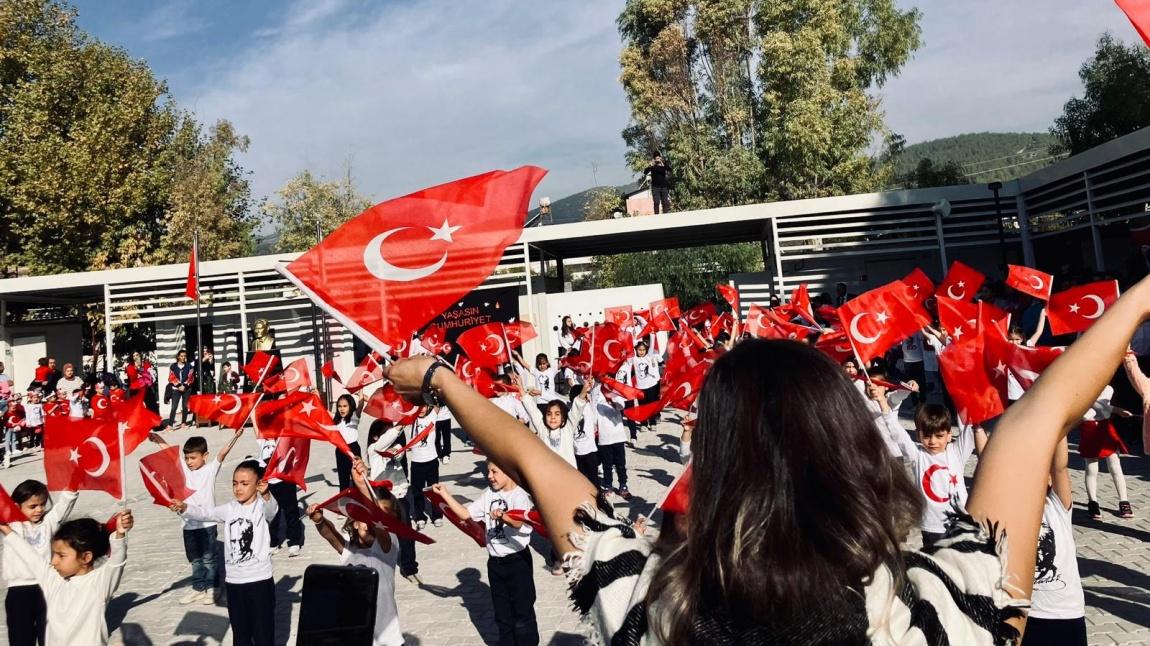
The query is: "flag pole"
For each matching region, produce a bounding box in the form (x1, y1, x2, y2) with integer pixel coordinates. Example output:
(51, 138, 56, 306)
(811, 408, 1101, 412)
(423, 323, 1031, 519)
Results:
(118, 420, 128, 508)
(193, 232, 205, 416)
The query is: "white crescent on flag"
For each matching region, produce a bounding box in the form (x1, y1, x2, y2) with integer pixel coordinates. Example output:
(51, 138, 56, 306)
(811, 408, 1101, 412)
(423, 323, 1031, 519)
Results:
(849, 313, 882, 345)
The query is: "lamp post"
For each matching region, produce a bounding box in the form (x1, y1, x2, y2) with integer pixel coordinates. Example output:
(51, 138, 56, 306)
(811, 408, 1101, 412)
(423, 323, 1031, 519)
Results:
(988, 181, 1007, 272)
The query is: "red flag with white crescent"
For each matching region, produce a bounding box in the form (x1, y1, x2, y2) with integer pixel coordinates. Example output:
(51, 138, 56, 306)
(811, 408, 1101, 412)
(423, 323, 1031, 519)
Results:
(319, 487, 434, 544)
(345, 353, 385, 393)
(44, 417, 123, 498)
(139, 445, 195, 506)
(281, 358, 312, 393)
(1005, 265, 1054, 301)
(243, 351, 280, 386)
(901, 268, 935, 306)
(364, 383, 421, 425)
(188, 393, 262, 430)
(278, 167, 547, 357)
(457, 322, 515, 367)
(111, 389, 162, 455)
(604, 305, 633, 328)
(814, 330, 855, 364)
(1046, 280, 1120, 335)
(837, 282, 927, 365)
(504, 509, 548, 537)
(716, 283, 740, 318)
(937, 334, 1004, 426)
(935, 261, 985, 303)
(263, 436, 312, 490)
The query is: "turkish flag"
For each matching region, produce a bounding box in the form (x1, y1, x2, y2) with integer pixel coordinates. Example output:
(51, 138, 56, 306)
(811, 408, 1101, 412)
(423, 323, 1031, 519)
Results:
(279, 167, 546, 357)
(817, 304, 841, 326)
(44, 401, 68, 418)
(263, 436, 312, 490)
(938, 335, 1004, 426)
(504, 509, 548, 538)
(658, 462, 692, 514)
(743, 304, 785, 339)
(90, 393, 112, 419)
(243, 351, 280, 386)
(139, 446, 195, 507)
(599, 376, 644, 401)
(279, 393, 354, 456)
(682, 302, 717, 328)
(379, 421, 436, 459)
(935, 261, 985, 303)
(1117, 0, 1150, 46)
(423, 488, 486, 547)
(111, 389, 162, 455)
(789, 283, 817, 325)
(457, 322, 515, 367)
(44, 417, 122, 498)
(902, 268, 935, 305)
(455, 358, 499, 397)
(716, 283, 740, 317)
(650, 297, 681, 321)
(983, 327, 1063, 398)
(185, 242, 199, 301)
(936, 297, 980, 344)
(253, 391, 313, 439)
(1006, 265, 1054, 301)
(320, 360, 341, 384)
(1047, 280, 1120, 335)
(504, 321, 538, 349)
(345, 353, 385, 394)
(637, 308, 677, 338)
(837, 282, 926, 365)
(762, 307, 815, 341)
(709, 312, 735, 340)
(281, 358, 312, 393)
(0, 485, 29, 523)
(604, 305, 633, 328)
(589, 323, 633, 375)
(364, 383, 421, 425)
(188, 393, 262, 430)
(419, 324, 448, 355)
(319, 487, 434, 545)
(814, 330, 856, 364)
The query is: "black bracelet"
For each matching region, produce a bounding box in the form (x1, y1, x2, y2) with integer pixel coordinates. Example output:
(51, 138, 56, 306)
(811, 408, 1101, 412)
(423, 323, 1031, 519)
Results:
(421, 362, 447, 408)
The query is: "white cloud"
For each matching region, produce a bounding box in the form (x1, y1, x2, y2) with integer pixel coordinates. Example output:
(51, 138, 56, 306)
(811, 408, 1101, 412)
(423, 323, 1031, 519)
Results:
(139, 0, 209, 42)
(187, 0, 634, 206)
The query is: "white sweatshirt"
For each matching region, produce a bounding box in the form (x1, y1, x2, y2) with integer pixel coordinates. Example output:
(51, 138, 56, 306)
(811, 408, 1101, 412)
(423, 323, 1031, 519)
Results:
(525, 397, 584, 467)
(3, 490, 78, 588)
(183, 497, 278, 584)
(4, 531, 126, 646)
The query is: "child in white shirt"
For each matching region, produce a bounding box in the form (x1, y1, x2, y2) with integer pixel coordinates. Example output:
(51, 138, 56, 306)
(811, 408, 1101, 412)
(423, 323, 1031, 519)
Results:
(405, 409, 441, 529)
(0, 511, 133, 646)
(172, 460, 279, 646)
(904, 404, 985, 548)
(585, 384, 632, 500)
(431, 463, 538, 646)
(2, 480, 78, 644)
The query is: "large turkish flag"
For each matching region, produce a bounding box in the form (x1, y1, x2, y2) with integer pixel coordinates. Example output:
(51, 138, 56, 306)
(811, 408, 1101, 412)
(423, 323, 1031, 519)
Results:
(279, 167, 546, 355)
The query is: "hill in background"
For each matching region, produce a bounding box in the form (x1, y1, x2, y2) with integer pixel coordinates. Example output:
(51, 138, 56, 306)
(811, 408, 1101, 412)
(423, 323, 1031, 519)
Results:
(892, 132, 1061, 185)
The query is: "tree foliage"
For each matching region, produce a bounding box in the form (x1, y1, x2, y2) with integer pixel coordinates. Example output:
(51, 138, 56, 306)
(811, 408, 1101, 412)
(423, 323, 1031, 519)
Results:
(1051, 34, 1150, 156)
(617, 0, 921, 208)
(890, 132, 1057, 185)
(594, 243, 763, 308)
(582, 187, 625, 221)
(261, 169, 372, 253)
(0, 0, 254, 274)
(899, 158, 969, 189)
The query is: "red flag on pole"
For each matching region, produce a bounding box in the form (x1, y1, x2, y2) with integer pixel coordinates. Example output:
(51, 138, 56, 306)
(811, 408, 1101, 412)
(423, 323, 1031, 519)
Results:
(936, 297, 980, 344)
(814, 330, 856, 363)
(320, 359, 341, 384)
(253, 391, 313, 439)
(901, 268, 934, 305)
(185, 241, 199, 301)
(243, 351, 280, 387)
(1006, 265, 1054, 301)
(188, 393, 262, 430)
(604, 306, 633, 328)
(935, 261, 985, 303)
(1116, 0, 1150, 46)
(658, 462, 692, 514)
(504, 509, 548, 537)
(716, 283, 740, 318)
(319, 487, 434, 544)
(937, 335, 1004, 426)
(263, 436, 312, 490)
(281, 358, 312, 393)
(0, 485, 29, 523)
(419, 324, 449, 355)
(139, 446, 195, 507)
(364, 383, 421, 425)
(1047, 280, 1120, 335)
(345, 353, 385, 394)
(278, 167, 547, 357)
(837, 282, 927, 365)
(44, 417, 123, 498)
(682, 302, 717, 328)
(423, 488, 486, 547)
(110, 389, 162, 455)
(789, 283, 817, 325)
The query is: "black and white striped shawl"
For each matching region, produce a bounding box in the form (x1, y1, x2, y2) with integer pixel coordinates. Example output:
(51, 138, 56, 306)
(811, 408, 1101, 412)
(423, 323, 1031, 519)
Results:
(564, 505, 1026, 645)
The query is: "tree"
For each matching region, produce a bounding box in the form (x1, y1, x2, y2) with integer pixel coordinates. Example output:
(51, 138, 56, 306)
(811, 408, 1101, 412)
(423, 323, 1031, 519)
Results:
(617, 0, 921, 208)
(901, 158, 969, 189)
(593, 243, 763, 308)
(1051, 34, 1150, 156)
(152, 118, 257, 263)
(261, 169, 372, 253)
(582, 187, 624, 221)
(0, 0, 181, 274)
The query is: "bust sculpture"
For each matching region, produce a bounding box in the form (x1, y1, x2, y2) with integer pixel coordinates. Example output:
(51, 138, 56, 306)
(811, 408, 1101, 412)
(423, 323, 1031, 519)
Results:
(251, 318, 275, 351)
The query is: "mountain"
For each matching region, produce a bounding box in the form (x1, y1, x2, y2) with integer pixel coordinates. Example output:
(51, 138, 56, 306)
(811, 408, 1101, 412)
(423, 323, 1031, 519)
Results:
(528, 181, 641, 226)
(892, 132, 1062, 185)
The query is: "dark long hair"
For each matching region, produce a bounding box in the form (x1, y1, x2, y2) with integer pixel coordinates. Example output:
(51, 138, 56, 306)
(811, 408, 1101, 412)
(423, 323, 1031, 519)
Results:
(332, 394, 358, 425)
(648, 339, 921, 641)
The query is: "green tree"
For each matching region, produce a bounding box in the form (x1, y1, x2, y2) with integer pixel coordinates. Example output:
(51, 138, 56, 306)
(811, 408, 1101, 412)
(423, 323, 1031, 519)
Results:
(617, 0, 921, 208)
(582, 187, 624, 221)
(594, 243, 763, 308)
(0, 0, 182, 273)
(901, 158, 969, 188)
(152, 118, 256, 263)
(1051, 34, 1150, 156)
(261, 169, 372, 253)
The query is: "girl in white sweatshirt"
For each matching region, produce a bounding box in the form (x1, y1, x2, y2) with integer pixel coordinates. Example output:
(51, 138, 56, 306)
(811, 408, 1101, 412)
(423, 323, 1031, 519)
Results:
(0, 511, 133, 646)
(2, 479, 78, 645)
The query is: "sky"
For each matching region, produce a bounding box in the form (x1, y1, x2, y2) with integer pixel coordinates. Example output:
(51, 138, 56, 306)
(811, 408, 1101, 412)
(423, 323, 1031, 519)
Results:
(70, 0, 1139, 207)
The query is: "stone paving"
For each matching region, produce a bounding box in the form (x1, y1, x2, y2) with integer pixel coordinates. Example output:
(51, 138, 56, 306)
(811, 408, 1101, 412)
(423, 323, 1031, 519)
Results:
(0, 415, 1145, 645)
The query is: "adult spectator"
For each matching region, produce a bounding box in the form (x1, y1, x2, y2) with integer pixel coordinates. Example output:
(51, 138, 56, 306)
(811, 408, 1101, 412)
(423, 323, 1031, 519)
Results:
(43, 357, 61, 393)
(833, 282, 856, 307)
(56, 363, 85, 417)
(197, 349, 217, 395)
(31, 357, 50, 392)
(644, 153, 672, 214)
(126, 351, 158, 413)
(0, 362, 10, 419)
(167, 349, 195, 429)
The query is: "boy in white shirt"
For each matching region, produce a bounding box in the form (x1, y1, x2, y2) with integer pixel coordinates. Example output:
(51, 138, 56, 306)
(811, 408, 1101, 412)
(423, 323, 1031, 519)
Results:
(585, 385, 633, 500)
(431, 462, 538, 646)
(904, 404, 986, 548)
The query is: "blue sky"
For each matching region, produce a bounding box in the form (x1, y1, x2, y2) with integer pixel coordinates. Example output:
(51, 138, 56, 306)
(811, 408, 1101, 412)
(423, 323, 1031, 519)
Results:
(72, 0, 1138, 207)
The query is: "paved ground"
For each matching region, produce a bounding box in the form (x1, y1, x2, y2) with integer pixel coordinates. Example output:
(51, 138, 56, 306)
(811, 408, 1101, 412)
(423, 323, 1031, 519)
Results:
(0, 415, 1145, 645)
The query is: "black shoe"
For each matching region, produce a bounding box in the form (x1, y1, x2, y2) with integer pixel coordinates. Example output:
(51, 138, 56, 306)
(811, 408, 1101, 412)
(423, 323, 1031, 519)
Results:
(1088, 500, 1102, 520)
(615, 488, 633, 501)
(1119, 500, 1134, 519)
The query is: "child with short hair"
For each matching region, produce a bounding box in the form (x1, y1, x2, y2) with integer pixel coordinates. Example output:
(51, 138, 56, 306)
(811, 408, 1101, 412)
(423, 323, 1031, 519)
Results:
(23, 390, 44, 450)
(0, 511, 134, 646)
(907, 404, 985, 548)
(153, 430, 244, 603)
(218, 361, 238, 394)
(2, 480, 78, 645)
(307, 458, 404, 645)
(171, 460, 279, 646)
(585, 382, 632, 500)
(431, 462, 538, 646)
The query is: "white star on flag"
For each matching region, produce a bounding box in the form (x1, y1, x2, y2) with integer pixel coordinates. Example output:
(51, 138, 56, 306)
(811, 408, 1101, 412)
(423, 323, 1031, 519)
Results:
(299, 400, 317, 416)
(212, 395, 222, 404)
(994, 361, 1006, 377)
(875, 311, 890, 324)
(69, 448, 81, 463)
(957, 281, 966, 288)
(428, 218, 462, 243)
(952, 326, 965, 340)
(1069, 303, 1080, 313)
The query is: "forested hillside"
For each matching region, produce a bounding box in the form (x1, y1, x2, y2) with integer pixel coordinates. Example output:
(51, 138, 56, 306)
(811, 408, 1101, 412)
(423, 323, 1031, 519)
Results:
(892, 132, 1061, 185)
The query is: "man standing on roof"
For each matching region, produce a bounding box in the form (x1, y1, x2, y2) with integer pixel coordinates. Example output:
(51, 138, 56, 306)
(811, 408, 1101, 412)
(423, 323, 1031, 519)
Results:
(644, 153, 672, 215)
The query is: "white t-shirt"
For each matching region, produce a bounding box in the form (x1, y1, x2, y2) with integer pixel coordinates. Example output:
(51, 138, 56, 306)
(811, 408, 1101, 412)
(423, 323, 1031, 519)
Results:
(335, 415, 360, 446)
(1030, 491, 1085, 620)
(435, 405, 451, 422)
(923, 334, 943, 373)
(3, 491, 77, 588)
(912, 424, 977, 534)
(586, 388, 628, 446)
(492, 395, 531, 424)
(181, 460, 222, 530)
(901, 333, 924, 363)
(406, 420, 438, 463)
(877, 411, 918, 460)
(23, 403, 44, 427)
(184, 498, 279, 584)
(341, 540, 404, 646)
(467, 486, 534, 558)
(631, 355, 660, 390)
(531, 366, 559, 405)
